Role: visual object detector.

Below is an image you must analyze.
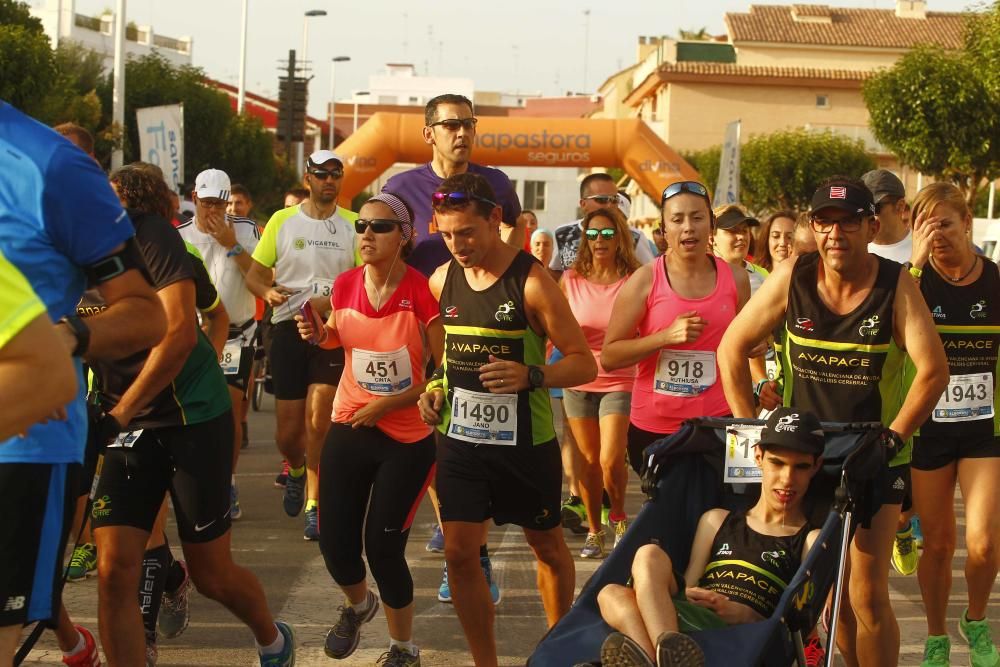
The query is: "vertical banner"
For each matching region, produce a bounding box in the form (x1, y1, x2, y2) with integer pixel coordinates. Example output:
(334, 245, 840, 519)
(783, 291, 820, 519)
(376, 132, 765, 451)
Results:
(713, 119, 741, 207)
(136, 104, 184, 193)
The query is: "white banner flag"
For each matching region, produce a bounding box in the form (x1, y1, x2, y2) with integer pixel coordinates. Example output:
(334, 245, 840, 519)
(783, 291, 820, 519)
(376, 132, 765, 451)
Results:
(713, 120, 741, 207)
(136, 104, 184, 193)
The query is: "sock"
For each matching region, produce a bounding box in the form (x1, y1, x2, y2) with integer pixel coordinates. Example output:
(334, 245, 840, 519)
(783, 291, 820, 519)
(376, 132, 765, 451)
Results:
(289, 465, 305, 478)
(62, 630, 86, 658)
(256, 624, 285, 656)
(352, 590, 374, 614)
(305, 499, 318, 512)
(479, 544, 489, 559)
(390, 638, 418, 655)
(164, 555, 185, 595)
(896, 527, 912, 537)
(602, 489, 611, 508)
(609, 511, 627, 523)
(140, 545, 169, 645)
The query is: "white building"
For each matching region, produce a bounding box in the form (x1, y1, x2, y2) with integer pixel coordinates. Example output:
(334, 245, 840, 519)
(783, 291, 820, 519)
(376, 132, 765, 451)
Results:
(30, 0, 192, 71)
(353, 64, 474, 107)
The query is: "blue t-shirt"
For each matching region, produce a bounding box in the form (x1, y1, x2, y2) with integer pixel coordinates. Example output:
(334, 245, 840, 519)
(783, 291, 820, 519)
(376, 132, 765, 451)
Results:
(0, 102, 135, 464)
(382, 162, 521, 276)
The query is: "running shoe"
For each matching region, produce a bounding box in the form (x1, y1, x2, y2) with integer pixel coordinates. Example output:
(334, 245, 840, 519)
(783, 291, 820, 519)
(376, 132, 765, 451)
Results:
(611, 518, 628, 549)
(437, 564, 451, 603)
(425, 524, 444, 553)
(560, 496, 588, 534)
(61, 626, 100, 667)
(260, 621, 296, 667)
(601, 631, 654, 667)
(145, 640, 157, 667)
(231, 483, 242, 521)
(920, 635, 950, 667)
(912, 514, 924, 548)
(66, 543, 97, 582)
(283, 469, 305, 517)
(581, 531, 606, 559)
(303, 507, 319, 541)
(655, 630, 705, 667)
(324, 590, 379, 659)
(803, 633, 825, 667)
(274, 460, 289, 488)
(891, 526, 918, 576)
(158, 560, 190, 639)
(481, 556, 501, 606)
(960, 609, 1000, 667)
(376, 646, 421, 666)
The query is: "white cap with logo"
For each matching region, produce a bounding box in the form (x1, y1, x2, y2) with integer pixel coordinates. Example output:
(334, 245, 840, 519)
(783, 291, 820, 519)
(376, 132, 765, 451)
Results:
(307, 150, 344, 168)
(194, 168, 232, 201)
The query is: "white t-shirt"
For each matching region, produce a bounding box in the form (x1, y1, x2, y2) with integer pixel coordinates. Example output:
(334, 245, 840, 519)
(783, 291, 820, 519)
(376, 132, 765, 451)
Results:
(868, 232, 912, 264)
(178, 215, 260, 325)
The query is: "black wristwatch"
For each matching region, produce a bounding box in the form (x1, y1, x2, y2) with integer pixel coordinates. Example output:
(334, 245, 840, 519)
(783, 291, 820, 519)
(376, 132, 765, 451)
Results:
(528, 365, 545, 389)
(60, 315, 91, 357)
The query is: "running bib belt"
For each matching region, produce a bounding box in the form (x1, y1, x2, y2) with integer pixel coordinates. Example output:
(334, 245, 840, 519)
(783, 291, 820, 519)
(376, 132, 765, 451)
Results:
(783, 252, 908, 465)
(220, 339, 242, 376)
(437, 251, 554, 446)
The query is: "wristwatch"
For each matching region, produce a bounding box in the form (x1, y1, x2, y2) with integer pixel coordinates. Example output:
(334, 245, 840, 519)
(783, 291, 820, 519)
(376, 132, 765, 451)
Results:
(226, 243, 245, 257)
(60, 315, 91, 357)
(527, 365, 545, 390)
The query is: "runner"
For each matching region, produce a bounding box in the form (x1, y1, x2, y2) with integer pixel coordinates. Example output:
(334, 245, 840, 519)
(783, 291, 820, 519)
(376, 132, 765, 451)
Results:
(755, 210, 797, 273)
(863, 169, 912, 264)
(246, 150, 358, 540)
(601, 181, 752, 476)
(717, 176, 948, 667)
(89, 165, 295, 667)
(561, 207, 641, 559)
(0, 102, 165, 667)
(418, 172, 596, 667)
(227, 183, 254, 219)
(294, 193, 442, 666)
(178, 168, 262, 521)
(712, 204, 769, 294)
(903, 183, 1000, 667)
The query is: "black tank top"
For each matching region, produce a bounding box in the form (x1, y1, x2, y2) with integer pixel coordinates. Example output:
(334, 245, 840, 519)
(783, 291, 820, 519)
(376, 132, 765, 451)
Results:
(915, 259, 1000, 438)
(698, 512, 810, 619)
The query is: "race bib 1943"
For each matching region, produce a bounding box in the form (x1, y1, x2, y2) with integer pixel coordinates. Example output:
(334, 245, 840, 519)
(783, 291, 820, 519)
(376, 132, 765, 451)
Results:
(653, 350, 716, 397)
(352, 346, 413, 396)
(933, 373, 994, 423)
(448, 387, 517, 445)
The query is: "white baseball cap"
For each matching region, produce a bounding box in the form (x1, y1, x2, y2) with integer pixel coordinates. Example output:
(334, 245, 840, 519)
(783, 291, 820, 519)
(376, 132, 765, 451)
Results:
(194, 168, 232, 201)
(307, 149, 344, 168)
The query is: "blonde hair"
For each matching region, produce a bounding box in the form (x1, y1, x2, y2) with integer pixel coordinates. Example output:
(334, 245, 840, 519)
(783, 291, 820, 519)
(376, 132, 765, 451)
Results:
(572, 207, 641, 279)
(910, 182, 971, 225)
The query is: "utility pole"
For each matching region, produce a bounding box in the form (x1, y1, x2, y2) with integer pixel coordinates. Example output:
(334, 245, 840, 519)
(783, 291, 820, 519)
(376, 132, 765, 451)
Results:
(111, 0, 127, 169)
(582, 9, 591, 92)
(237, 0, 248, 113)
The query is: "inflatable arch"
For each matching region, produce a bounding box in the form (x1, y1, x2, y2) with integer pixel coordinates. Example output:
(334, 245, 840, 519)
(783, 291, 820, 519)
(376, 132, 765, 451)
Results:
(334, 112, 701, 204)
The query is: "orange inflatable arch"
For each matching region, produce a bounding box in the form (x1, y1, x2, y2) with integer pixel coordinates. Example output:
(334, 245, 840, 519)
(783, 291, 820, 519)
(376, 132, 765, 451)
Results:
(334, 112, 701, 206)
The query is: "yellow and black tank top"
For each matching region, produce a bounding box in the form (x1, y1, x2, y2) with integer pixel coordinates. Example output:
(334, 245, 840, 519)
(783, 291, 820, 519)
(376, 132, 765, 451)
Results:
(437, 251, 555, 445)
(782, 252, 908, 465)
(698, 512, 809, 619)
(908, 259, 1000, 438)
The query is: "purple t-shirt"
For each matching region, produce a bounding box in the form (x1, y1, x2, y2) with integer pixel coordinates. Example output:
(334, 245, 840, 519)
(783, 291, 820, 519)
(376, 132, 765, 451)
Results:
(383, 162, 521, 276)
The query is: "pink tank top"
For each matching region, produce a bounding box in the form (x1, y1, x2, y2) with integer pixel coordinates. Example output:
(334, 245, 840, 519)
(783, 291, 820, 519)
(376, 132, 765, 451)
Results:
(562, 269, 635, 393)
(631, 255, 737, 434)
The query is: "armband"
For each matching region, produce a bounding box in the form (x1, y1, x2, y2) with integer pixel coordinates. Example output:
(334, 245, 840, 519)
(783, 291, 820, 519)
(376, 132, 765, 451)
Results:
(425, 365, 445, 393)
(85, 238, 153, 286)
(908, 266, 923, 279)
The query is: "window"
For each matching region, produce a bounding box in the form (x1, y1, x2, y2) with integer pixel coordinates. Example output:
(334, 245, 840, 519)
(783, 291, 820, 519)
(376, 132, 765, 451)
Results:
(524, 180, 546, 210)
(816, 94, 830, 109)
(408, 96, 419, 104)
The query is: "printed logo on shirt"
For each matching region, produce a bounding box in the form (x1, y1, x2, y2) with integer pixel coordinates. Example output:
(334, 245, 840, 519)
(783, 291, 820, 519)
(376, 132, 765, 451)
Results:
(444, 305, 460, 319)
(971, 300, 987, 319)
(931, 305, 946, 320)
(716, 542, 733, 556)
(399, 299, 412, 310)
(794, 318, 815, 333)
(495, 300, 515, 322)
(294, 238, 306, 250)
(858, 314, 880, 337)
(761, 549, 788, 569)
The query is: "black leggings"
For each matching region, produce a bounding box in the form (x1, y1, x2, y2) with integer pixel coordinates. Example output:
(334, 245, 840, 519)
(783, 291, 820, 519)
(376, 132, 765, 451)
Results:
(318, 422, 435, 609)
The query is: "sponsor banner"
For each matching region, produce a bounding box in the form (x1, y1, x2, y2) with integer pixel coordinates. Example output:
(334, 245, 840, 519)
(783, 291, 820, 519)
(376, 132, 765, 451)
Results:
(714, 120, 741, 207)
(136, 104, 184, 193)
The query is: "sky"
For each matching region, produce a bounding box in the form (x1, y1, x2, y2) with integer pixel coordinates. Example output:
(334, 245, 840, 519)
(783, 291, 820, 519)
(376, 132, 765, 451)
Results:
(55, 0, 980, 118)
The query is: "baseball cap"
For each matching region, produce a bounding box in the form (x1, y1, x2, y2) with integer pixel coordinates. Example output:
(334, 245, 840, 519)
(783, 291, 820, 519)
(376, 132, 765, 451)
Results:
(715, 207, 759, 230)
(861, 169, 906, 205)
(616, 192, 631, 218)
(194, 169, 231, 201)
(809, 181, 875, 218)
(757, 407, 825, 457)
(307, 149, 344, 169)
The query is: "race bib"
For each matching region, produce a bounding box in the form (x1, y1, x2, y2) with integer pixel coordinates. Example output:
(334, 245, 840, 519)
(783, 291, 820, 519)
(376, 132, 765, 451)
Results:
(724, 424, 763, 484)
(352, 346, 413, 395)
(311, 278, 334, 298)
(653, 350, 716, 396)
(220, 340, 243, 376)
(448, 387, 517, 445)
(932, 373, 994, 423)
(108, 429, 143, 449)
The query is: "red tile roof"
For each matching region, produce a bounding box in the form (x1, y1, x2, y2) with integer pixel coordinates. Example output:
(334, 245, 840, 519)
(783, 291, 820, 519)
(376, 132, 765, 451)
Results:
(658, 61, 870, 80)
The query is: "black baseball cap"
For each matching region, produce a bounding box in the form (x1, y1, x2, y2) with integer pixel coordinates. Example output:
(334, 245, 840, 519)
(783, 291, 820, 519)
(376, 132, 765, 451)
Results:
(715, 207, 759, 230)
(758, 407, 825, 457)
(809, 181, 875, 218)
(861, 169, 906, 205)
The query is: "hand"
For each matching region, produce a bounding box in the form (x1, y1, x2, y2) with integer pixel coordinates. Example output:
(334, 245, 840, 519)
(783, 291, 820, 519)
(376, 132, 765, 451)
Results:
(661, 310, 707, 346)
(758, 381, 782, 411)
(203, 211, 237, 249)
(879, 428, 905, 456)
(295, 314, 315, 342)
(91, 410, 123, 448)
(909, 211, 942, 269)
(748, 340, 769, 358)
(478, 354, 528, 393)
(263, 285, 293, 307)
(685, 587, 763, 625)
(349, 399, 390, 428)
(418, 388, 445, 425)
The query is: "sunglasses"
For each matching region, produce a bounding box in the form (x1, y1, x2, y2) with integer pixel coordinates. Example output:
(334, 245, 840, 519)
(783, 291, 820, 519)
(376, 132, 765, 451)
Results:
(428, 117, 478, 132)
(308, 168, 344, 180)
(431, 191, 498, 208)
(809, 217, 863, 233)
(584, 194, 618, 205)
(355, 219, 402, 234)
(661, 181, 710, 204)
(585, 228, 617, 241)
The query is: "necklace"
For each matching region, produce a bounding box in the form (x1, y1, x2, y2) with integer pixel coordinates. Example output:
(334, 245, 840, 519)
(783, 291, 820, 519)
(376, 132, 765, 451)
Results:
(932, 255, 978, 283)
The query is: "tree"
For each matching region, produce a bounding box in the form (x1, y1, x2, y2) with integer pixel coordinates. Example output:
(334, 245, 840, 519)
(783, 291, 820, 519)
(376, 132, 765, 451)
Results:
(680, 146, 722, 198)
(965, 1, 1000, 96)
(0, 0, 55, 115)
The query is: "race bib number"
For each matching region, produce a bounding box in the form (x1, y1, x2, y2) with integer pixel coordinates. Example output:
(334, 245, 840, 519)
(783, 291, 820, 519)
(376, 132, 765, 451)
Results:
(448, 387, 517, 445)
(108, 429, 143, 449)
(311, 278, 334, 298)
(932, 373, 994, 423)
(724, 425, 763, 483)
(352, 346, 413, 395)
(220, 340, 243, 376)
(653, 350, 716, 396)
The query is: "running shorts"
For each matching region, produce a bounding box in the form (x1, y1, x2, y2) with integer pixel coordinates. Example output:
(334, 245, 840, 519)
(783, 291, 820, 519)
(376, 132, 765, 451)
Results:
(563, 389, 632, 420)
(912, 434, 1000, 471)
(269, 320, 344, 400)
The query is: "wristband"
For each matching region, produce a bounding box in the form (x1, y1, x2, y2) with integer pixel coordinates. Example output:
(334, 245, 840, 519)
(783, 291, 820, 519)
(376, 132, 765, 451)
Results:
(753, 378, 769, 399)
(226, 243, 245, 257)
(908, 266, 922, 279)
(425, 378, 445, 393)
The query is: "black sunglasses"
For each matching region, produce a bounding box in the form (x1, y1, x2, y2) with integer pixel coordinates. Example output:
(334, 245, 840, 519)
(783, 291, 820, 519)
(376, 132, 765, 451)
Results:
(431, 191, 498, 208)
(428, 117, 478, 132)
(355, 219, 402, 234)
(309, 168, 344, 180)
(661, 181, 710, 204)
(584, 194, 618, 205)
(585, 228, 617, 241)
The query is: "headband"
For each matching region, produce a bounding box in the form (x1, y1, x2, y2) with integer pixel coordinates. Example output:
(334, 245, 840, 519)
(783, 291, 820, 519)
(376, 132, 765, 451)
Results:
(367, 193, 414, 240)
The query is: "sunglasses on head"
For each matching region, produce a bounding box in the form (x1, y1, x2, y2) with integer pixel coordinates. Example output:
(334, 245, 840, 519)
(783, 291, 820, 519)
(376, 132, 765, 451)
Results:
(584, 194, 618, 205)
(355, 219, 402, 234)
(431, 191, 498, 208)
(428, 117, 478, 132)
(585, 228, 617, 241)
(661, 181, 710, 204)
(308, 168, 344, 180)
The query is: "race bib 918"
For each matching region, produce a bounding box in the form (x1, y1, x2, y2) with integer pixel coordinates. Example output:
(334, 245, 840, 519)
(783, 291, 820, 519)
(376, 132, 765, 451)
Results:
(653, 350, 716, 397)
(220, 339, 243, 376)
(932, 373, 994, 423)
(448, 387, 517, 445)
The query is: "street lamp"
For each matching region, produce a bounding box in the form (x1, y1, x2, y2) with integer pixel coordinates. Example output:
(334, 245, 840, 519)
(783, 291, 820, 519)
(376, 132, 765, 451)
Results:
(301, 9, 327, 67)
(353, 91, 370, 134)
(329, 56, 350, 148)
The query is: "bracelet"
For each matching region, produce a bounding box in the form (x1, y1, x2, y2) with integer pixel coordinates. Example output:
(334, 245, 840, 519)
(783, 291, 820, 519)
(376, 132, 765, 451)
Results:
(226, 243, 245, 257)
(753, 378, 769, 398)
(908, 266, 923, 279)
(425, 378, 445, 393)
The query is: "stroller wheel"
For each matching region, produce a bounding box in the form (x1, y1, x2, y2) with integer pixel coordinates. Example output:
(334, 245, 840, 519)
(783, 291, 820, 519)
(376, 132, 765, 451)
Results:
(655, 631, 705, 667)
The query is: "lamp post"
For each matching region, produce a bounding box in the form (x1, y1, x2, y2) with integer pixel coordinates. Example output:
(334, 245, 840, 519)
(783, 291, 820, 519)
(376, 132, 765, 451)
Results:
(111, 0, 127, 169)
(329, 56, 350, 148)
(237, 0, 248, 113)
(353, 91, 370, 134)
(302, 9, 327, 68)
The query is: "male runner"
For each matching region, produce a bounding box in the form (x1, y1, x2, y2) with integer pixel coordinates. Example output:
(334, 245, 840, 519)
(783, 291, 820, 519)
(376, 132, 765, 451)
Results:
(246, 150, 358, 540)
(178, 168, 261, 520)
(0, 102, 165, 667)
(863, 169, 911, 264)
(418, 172, 596, 667)
(718, 176, 948, 666)
(227, 183, 254, 219)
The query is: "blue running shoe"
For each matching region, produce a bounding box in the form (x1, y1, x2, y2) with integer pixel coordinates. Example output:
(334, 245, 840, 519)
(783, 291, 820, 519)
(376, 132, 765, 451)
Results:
(437, 564, 451, 603)
(303, 507, 319, 541)
(426, 524, 444, 553)
(283, 470, 305, 517)
(482, 556, 501, 606)
(259, 621, 296, 667)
